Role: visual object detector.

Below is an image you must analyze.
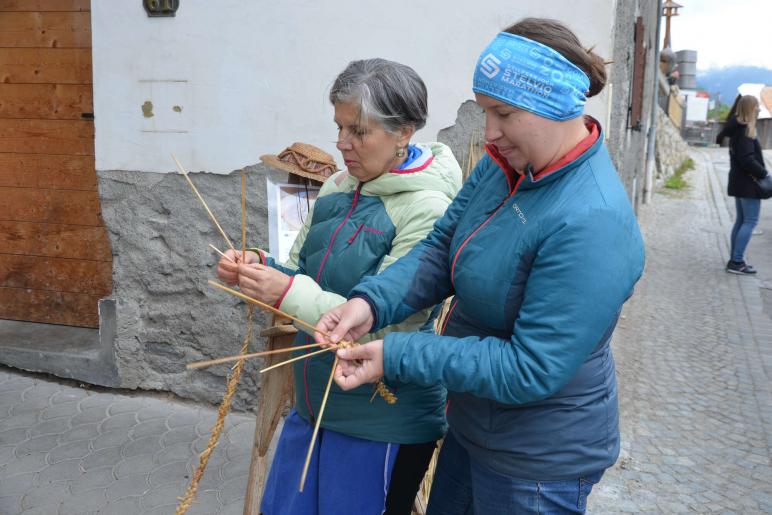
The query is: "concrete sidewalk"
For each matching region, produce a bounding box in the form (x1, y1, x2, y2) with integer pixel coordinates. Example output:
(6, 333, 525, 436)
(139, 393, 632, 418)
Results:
(0, 369, 254, 515)
(589, 147, 772, 513)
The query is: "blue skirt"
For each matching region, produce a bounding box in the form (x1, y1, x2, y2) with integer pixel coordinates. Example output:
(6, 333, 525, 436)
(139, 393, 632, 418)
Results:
(261, 410, 400, 515)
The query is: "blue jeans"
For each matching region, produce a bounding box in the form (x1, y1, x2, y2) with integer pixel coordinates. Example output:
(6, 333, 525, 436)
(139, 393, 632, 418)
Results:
(730, 197, 761, 262)
(426, 432, 603, 515)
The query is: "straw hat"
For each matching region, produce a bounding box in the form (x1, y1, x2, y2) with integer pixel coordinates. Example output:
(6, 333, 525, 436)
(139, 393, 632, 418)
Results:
(260, 142, 338, 183)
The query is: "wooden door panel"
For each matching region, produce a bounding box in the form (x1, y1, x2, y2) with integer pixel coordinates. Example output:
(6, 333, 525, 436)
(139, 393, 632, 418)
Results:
(0, 12, 91, 48)
(0, 221, 110, 261)
(0, 84, 92, 119)
(1, 0, 111, 329)
(0, 119, 94, 155)
(0, 1, 89, 12)
(0, 254, 111, 295)
(0, 154, 97, 190)
(0, 48, 92, 84)
(0, 187, 104, 226)
(0, 287, 100, 327)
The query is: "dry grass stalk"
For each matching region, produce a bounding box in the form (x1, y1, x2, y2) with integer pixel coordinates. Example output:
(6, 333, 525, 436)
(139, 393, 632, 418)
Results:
(299, 355, 339, 491)
(172, 154, 237, 253)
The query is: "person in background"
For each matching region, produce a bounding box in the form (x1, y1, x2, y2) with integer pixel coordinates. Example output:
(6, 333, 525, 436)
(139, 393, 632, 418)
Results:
(217, 58, 462, 515)
(716, 94, 769, 275)
(315, 18, 645, 515)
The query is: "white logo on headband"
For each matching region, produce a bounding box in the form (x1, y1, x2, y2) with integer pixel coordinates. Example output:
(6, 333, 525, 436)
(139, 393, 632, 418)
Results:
(480, 53, 501, 79)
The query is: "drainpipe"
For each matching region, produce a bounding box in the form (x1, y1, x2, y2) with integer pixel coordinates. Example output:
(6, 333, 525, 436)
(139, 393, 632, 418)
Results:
(643, 0, 664, 204)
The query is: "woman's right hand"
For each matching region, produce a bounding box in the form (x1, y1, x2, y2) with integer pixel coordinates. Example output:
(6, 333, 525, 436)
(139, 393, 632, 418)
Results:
(315, 297, 375, 346)
(216, 250, 259, 285)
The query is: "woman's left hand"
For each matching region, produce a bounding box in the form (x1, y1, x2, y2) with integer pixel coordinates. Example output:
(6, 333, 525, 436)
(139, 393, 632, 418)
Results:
(334, 340, 385, 390)
(237, 263, 290, 305)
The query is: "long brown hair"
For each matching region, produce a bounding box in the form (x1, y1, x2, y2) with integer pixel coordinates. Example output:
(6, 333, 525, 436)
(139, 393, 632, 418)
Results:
(503, 18, 607, 98)
(735, 95, 759, 139)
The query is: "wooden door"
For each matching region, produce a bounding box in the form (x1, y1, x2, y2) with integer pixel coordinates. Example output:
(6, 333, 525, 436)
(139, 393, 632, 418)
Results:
(0, 0, 112, 327)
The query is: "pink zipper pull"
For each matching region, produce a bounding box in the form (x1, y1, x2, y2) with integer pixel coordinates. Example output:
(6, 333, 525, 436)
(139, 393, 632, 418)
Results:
(347, 223, 364, 244)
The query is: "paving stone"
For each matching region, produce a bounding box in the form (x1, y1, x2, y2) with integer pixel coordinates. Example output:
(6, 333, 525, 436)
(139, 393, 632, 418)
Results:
(154, 441, 192, 465)
(100, 412, 139, 432)
(108, 398, 147, 415)
(143, 504, 180, 515)
(136, 406, 168, 422)
(0, 451, 47, 477)
(1, 471, 37, 495)
(91, 429, 131, 451)
(149, 460, 190, 487)
(14, 434, 59, 456)
(28, 416, 71, 437)
(81, 445, 123, 471)
(167, 411, 201, 428)
(20, 479, 69, 509)
(105, 473, 151, 501)
(57, 487, 107, 514)
(0, 427, 29, 446)
(99, 495, 142, 515)
(140, 482, 187, 510)
(184, 489, 222, 514)
(70, 466, 115, 493)
(62, 423, 101, 443)
(0, 495, 23, 515)
(40, 402, 79, 420)
(162, 426, 199, 446)
(130, 418, 168, 439)
(121, 434, 163, 458)
(0, 411, 37, 432)
(0, 444, 15, 465)
(38, 458, 85, 483)
(47, 439, 92, 463)
(113, 453, 158, 479)
(71, 407, 109, 426)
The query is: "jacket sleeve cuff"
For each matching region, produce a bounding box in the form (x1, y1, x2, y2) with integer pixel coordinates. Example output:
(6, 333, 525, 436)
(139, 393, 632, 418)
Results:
(273, 276, 294, 309)
(349, 293, 379, 330)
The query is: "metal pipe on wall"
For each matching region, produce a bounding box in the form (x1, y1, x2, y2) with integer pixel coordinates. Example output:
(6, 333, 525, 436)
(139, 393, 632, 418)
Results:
(643, 0, 664, 205)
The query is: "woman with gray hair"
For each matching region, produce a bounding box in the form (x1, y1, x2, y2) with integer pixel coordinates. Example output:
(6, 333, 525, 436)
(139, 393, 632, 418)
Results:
(217, 58, 461, 514)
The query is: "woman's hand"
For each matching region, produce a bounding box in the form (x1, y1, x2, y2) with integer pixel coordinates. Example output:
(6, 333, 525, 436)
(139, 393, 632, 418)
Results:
(238, 263, 290, 305)
(314, 297, 375, 346)
(334, 340, 384, 390)
(216, 250, 259, 285)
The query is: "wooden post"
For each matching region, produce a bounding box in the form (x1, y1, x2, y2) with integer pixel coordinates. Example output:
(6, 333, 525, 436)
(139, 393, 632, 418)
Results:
(243, 315, 297, 515)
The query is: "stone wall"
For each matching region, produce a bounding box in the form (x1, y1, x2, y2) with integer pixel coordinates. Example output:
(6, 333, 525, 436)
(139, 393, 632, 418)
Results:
(655, 107, 691, 180)
(606, 0, 661, 210)
(96, 165, 286, 409)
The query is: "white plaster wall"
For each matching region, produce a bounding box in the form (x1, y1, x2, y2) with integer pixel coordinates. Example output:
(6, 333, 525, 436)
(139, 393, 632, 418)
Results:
(92, 0, 614, 174)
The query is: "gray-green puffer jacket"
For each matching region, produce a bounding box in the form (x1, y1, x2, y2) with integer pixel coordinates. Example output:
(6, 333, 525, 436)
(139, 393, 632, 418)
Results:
(266, 142, 461, 444)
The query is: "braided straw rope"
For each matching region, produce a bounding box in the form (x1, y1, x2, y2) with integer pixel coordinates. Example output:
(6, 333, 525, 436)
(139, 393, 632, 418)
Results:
(176, 167, 254, 514)
(176, 305, 254, 514)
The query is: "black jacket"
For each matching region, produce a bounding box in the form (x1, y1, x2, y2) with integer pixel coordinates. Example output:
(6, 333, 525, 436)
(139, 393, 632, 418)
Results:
(717, 116, 768, 198)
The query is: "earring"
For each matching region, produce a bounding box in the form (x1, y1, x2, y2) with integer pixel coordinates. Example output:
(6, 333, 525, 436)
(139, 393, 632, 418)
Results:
(396, 147, 406, 158)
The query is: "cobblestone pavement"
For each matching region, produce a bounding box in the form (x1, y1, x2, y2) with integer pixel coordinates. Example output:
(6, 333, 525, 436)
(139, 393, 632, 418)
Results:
(0, 370, 255, 515)
(1, 148, 771, 514)
(589, 147, 772, 513)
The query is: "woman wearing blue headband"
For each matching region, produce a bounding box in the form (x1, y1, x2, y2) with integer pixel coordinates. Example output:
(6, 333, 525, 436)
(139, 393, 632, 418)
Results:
(316, 18, 645, 514)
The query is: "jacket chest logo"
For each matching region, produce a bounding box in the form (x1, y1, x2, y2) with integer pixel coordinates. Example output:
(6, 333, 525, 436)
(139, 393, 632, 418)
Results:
(512, 203, 527, 224)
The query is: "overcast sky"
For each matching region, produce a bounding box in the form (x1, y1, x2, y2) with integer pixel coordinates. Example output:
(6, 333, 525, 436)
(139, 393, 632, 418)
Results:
(660, 0, 772, 70)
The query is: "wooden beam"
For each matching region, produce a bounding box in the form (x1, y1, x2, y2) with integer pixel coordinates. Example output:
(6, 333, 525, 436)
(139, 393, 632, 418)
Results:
(0, 12, 91, 48)
(0, 221, 111, 261)
(0, 187, 105, 226)
(0, 84, 92, 120)
(0, 48, 91, 84)
(0, 119, 94, 155)
(0, 0, 90, 12)
(0, 286, 101, 327)
(0, 253, 112, 295)
(0, 153, 97, 190)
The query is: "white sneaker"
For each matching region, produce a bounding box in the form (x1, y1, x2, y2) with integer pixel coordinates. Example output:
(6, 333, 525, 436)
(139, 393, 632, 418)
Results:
(752, 229, 763, 236)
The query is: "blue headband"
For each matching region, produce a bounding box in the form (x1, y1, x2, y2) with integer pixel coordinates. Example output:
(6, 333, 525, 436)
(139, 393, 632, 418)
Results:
(473, 32, 591, 121)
